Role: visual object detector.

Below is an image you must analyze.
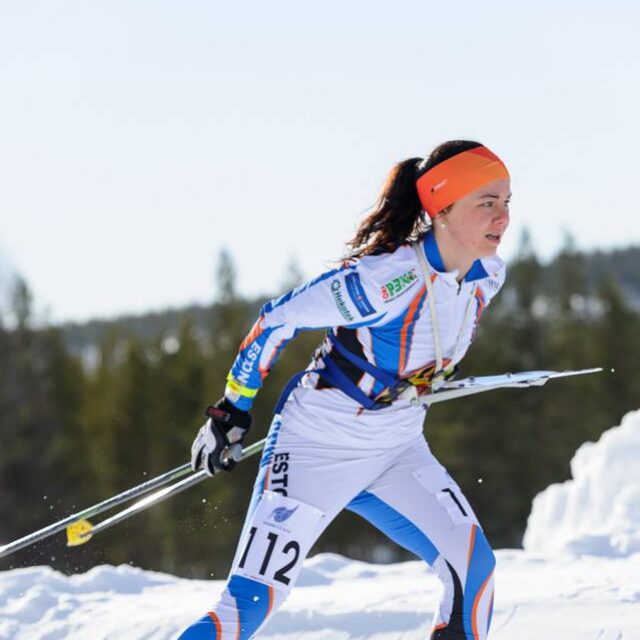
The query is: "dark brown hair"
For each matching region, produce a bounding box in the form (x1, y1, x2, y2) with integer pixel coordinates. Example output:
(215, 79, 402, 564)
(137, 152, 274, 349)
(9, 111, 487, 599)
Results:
(345, 140, 482, 259)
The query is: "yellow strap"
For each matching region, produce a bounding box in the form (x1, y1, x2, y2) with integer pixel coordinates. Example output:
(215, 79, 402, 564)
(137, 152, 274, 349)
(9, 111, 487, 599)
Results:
(225, 375, 259, 399)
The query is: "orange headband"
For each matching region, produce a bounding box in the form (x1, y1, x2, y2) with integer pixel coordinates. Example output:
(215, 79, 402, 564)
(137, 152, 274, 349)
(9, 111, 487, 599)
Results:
(416, 146, 509, 218)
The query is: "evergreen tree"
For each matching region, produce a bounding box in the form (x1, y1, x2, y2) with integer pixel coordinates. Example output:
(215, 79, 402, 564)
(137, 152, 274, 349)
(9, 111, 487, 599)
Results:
(153, 318, 208, 573)
(10, 277, 33, 331)
(3, 241, 640, 574)
(0, 278, 86, 569)
(591, 277, 640, 427)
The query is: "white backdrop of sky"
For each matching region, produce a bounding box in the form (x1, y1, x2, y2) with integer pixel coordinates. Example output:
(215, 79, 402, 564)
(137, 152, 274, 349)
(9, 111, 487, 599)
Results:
(1, 0, 638, 323)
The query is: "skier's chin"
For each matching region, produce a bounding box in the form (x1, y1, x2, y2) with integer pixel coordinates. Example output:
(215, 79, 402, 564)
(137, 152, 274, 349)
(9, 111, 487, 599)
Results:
(477, 245, 499, 259)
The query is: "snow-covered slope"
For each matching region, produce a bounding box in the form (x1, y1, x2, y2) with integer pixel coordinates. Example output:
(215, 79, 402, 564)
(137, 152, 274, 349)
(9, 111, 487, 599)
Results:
(524, 408, 640, 557)
(2, 411, 640, 639)
(1, 551, 639, 639)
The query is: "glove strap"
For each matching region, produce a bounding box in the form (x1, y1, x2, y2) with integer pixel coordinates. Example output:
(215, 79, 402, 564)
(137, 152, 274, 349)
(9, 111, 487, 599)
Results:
(205, 402, 252, 433)
(205, 405, 231, 424)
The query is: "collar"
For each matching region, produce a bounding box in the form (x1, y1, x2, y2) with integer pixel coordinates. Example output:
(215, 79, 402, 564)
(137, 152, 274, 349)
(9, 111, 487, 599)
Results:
(422, 230, 489, 283)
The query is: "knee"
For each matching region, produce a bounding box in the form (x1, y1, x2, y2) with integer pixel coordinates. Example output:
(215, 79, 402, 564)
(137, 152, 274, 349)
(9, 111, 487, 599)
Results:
(434, 526, 495, 585)
(177, 575, 276, 640)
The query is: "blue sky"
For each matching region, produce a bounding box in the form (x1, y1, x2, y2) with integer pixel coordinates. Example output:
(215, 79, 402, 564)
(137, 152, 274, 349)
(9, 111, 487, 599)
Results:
(1, 1, 638, 322)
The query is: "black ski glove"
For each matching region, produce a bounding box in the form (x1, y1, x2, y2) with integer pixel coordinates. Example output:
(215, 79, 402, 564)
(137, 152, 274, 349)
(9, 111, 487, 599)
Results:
(190, 398, 252, 476)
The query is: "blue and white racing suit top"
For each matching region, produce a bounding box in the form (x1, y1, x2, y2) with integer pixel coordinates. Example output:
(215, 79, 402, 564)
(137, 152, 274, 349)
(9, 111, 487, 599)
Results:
(224, 231, 505, 416)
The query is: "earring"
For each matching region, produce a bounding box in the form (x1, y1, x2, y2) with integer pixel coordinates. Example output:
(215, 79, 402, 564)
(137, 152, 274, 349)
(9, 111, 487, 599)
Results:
(440, 221, 446, 228)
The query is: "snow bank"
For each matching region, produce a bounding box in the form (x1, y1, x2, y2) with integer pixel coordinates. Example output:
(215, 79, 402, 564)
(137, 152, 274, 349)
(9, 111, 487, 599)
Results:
(524, 408, 640, 557)
(1, 552, 639, 639)
(2, 412, 640, 638)
(0, 564, 181, 639)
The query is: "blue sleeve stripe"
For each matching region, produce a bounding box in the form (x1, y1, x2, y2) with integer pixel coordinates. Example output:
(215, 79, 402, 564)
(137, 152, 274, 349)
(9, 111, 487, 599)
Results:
(230, 325, 279, 393)
(265, 266, 347, 312)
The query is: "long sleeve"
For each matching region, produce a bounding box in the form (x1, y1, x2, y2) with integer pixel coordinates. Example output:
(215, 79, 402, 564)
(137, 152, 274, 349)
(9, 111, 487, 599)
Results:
(224, 260, 393, 410)
(223, 238, 506, 411)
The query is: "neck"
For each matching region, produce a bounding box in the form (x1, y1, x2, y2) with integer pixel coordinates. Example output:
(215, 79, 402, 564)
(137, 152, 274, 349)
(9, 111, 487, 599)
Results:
(432, 227, 476, 281)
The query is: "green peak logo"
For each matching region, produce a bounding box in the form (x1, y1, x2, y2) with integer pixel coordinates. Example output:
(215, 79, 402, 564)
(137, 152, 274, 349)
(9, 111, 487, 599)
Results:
(381, 268, 418, 301)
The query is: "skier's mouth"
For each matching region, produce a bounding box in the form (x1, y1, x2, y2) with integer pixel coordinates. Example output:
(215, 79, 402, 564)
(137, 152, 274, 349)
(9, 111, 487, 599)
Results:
(485, 233, 501, 244)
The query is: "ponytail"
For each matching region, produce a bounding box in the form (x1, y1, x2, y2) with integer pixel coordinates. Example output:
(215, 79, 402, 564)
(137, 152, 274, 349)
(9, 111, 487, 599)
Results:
(345, 140, 483, 259)
(345, 157, 426, 259)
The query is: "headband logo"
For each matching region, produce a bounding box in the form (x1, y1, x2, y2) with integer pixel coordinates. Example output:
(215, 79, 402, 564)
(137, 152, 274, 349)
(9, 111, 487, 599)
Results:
(431, 179, 448, 193)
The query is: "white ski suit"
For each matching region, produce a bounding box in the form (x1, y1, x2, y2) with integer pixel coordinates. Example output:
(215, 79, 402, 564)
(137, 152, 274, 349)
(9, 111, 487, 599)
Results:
(179, 230, 506, 640)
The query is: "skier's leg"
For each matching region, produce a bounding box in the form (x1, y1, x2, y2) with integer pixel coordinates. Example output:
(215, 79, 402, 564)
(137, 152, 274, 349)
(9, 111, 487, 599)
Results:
(178, 490, 323, 639)
(179, 408, 392, 639)
(347, 437, 495, 640)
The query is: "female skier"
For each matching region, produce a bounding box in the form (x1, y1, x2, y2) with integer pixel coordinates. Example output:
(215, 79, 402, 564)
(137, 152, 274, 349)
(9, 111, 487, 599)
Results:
(180, 139, 511, 640)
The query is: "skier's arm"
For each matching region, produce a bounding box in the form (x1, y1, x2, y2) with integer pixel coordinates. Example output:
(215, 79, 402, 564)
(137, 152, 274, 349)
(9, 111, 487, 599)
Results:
(224, 262, 389, 411)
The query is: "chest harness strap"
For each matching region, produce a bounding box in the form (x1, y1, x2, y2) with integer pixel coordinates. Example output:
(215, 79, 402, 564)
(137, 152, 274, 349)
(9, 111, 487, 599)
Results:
(277, 242, 480, 413)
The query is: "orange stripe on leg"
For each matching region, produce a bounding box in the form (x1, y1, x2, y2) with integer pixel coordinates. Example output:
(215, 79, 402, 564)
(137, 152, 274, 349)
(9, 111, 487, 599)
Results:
(467, 524, 477, 572)
(207, 611, 223, 638)
(471, 571, 493, 640)
(267, 585, 274, 618)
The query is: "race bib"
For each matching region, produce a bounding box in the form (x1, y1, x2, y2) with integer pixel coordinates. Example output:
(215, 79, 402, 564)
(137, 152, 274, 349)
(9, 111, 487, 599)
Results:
(233, 491, 323, 592)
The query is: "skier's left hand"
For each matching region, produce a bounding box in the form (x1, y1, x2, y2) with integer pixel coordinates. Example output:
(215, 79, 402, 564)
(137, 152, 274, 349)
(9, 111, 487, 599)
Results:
(190, 398, 252, 476)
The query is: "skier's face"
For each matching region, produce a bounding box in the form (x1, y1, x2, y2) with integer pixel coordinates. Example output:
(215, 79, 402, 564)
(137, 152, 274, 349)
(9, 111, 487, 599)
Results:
(441, 178, 511, 259)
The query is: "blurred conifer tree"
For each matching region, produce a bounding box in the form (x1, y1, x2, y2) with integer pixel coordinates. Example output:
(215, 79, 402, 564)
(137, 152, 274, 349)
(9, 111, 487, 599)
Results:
(2, 239, 640, 572)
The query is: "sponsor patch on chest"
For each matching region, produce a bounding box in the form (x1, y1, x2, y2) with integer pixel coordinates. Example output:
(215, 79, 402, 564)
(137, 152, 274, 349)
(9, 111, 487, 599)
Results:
(381, 267, 419, 302)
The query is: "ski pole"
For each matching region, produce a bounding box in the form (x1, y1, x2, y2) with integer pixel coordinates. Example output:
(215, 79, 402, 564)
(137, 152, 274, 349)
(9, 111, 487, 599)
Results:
(66, 471, 209, 546)
(0, 438, 264, 559)
(1, 368, 602, 558)
(414, 367, 603, 407)
(65, 437, 267, 547)
(64, 368, 602, 546)
(0, 462, 194, 559)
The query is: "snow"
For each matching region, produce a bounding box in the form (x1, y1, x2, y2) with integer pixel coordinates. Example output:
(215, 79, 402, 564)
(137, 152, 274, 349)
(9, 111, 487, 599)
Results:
(2, 411, 640, 639)
(1, 552, 639, 639)
(524, 408, 640, 557)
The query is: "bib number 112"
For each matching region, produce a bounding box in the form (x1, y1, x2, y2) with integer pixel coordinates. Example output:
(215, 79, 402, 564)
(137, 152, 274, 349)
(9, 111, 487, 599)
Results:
(232, 491, 323, 592)
(238, 526, 300, 586)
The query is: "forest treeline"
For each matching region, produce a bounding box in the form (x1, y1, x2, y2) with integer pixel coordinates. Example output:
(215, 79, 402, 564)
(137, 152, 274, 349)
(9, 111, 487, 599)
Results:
(1, 235, 640, 577)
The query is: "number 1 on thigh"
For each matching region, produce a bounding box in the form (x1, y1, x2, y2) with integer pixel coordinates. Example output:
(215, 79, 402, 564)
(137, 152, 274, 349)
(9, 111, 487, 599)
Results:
(260, 532, 278, 575)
